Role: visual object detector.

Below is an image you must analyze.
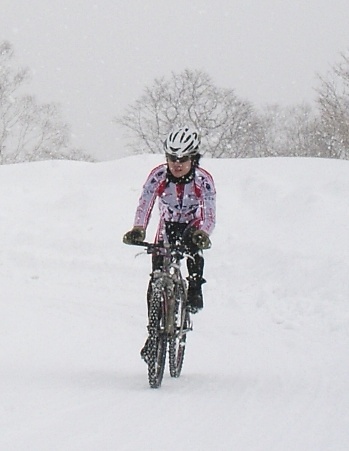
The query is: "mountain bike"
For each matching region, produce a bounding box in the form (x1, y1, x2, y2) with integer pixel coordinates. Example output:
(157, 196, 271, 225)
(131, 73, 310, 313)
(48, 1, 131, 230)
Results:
(133, 241, 193, 389)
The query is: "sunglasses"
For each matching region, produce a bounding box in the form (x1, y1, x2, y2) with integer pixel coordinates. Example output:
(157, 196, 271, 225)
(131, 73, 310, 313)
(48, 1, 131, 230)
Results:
(167, 155, 191, 163)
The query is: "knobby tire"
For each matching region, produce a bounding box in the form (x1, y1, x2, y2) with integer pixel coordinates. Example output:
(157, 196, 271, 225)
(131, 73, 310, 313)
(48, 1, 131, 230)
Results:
(147, 284, 167, 389)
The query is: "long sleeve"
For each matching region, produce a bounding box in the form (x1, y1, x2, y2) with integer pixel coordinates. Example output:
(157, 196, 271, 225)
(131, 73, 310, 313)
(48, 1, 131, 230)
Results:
(133, 164, 166, 230)
(197, 167, 216, 235)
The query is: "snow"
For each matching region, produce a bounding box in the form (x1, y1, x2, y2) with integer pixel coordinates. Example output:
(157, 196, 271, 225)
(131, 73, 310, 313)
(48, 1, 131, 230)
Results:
(1, 155, 349, 450)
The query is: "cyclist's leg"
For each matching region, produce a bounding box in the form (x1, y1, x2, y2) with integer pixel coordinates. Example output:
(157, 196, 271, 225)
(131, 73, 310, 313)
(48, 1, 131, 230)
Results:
(166, 222, 207, 312)
(186, 252, 206, 312)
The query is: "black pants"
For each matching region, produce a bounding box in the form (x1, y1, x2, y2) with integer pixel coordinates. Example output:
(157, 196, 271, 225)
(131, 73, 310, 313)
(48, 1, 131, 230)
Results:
(147, 222, 205, 309)
(152, 222, 204, 280)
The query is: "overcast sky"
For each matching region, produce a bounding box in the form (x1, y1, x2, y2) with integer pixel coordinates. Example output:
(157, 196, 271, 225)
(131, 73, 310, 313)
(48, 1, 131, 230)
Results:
(2, 0, 349, 160)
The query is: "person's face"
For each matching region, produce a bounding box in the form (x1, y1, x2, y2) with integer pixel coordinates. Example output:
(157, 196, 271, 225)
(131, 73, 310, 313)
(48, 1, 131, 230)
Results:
(166, 155, 192, 178)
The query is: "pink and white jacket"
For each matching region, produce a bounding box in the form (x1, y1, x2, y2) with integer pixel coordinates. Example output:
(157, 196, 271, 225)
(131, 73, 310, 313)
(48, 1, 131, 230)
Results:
(133, 164, 216, 242)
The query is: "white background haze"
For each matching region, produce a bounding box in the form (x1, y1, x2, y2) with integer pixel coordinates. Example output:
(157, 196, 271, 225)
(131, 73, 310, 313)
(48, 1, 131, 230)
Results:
(2, 0, 349, 159)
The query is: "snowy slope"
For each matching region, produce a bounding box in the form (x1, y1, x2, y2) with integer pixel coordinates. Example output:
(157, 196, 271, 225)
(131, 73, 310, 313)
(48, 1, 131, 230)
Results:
(1, 156, 349, 451)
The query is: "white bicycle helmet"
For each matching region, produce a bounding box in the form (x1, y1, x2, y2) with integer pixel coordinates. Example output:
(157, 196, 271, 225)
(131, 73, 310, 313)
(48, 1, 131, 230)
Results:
(164, 126, 201, 158)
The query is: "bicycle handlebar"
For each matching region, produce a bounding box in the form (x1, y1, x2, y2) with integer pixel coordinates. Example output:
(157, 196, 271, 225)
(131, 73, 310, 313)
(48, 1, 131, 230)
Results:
(130, 241, 187, 256)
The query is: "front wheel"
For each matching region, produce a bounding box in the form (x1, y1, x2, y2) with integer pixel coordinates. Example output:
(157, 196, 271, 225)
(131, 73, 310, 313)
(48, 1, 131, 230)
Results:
(147, 283, 167, 389)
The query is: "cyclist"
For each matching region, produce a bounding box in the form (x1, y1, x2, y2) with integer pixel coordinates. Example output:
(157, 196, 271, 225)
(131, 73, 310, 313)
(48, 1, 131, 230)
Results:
(123, 126, 216, 314)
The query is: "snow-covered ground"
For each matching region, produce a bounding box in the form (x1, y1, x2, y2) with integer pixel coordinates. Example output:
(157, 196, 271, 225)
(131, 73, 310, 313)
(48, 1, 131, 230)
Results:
(1, 155, 348, 450)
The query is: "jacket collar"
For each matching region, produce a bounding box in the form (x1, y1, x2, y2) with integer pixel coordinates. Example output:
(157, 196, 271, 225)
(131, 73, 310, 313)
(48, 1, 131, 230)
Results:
(166, 166, 195, 185)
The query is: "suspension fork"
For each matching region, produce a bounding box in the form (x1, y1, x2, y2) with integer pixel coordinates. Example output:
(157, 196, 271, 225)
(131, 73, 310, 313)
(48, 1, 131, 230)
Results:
(151, 271, 175, 335)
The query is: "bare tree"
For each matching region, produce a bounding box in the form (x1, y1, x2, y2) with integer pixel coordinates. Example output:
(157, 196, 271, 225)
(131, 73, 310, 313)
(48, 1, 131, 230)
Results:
(259, 103, 325, 158)
(258, 104, 288, 157)
(316, 51, 349, 159)
(115, 57, 349, 161)
(0, 41, 94, 164)
(115, 69, 265, 158)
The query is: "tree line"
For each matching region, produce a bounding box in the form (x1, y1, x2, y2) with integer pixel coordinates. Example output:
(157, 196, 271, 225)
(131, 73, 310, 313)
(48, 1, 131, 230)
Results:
(1, 40, 349, 163)
(117, 56, 349, 160)
(0, 41, 94, 164)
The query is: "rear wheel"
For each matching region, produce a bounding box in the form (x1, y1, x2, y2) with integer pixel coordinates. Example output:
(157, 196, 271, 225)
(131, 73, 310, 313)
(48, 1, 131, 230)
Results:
(147, 283, 167, 388)
(169, 280, 189, 378)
